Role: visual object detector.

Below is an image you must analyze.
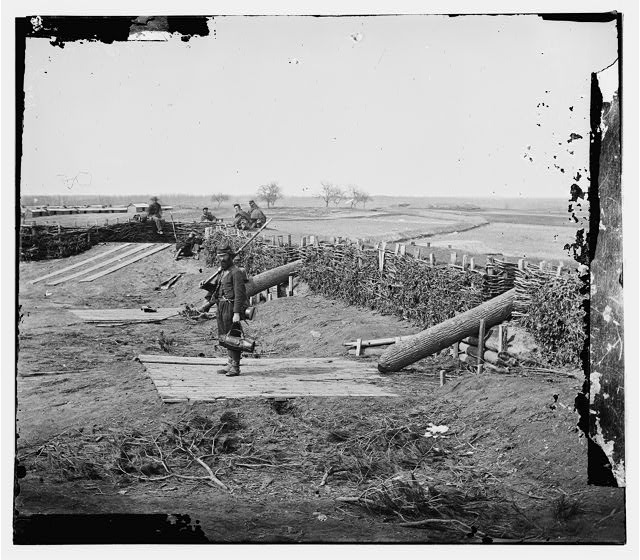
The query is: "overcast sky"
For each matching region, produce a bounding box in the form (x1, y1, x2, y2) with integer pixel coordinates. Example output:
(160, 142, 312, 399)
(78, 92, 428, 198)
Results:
(20, 15, 618, 198)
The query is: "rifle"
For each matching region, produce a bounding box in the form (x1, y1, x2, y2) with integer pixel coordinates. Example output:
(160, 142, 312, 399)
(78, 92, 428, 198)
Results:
(199, 218, 273, 292)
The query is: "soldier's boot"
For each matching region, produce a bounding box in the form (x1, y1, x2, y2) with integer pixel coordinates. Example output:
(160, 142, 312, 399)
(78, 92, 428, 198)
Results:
(226, 361, 240, 377)
(217, 358, 232, 375)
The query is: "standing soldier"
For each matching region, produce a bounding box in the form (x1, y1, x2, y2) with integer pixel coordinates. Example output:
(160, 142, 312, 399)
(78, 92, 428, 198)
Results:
(248, 199, 267, 228)
(232, 203, 252, 230)
(147, 196, 164, 235)
(214, 241, 248, 376)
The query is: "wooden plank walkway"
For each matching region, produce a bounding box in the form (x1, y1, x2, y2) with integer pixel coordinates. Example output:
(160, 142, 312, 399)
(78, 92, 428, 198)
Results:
(46, 243, 154, 286)
(79, 243, 172, 282)
(70, 308, 182, 323)
(138, 355, 399, 401)
(29, 243, 132, 284)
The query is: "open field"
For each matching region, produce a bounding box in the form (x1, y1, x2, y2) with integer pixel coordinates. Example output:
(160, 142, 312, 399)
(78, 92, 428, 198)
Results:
(22, 198, 581, 265)
(411, 222, 579, 263)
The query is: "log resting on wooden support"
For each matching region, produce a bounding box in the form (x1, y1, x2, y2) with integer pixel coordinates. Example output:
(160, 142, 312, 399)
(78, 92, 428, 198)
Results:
(377, 288, 516, 373)
(199, 260, 302, 312)
(458, 342, 509, 367)
(245, 260, 302, 297)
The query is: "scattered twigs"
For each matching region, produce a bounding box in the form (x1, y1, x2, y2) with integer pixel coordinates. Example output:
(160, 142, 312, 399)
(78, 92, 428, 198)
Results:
(183, 447, 228, 491)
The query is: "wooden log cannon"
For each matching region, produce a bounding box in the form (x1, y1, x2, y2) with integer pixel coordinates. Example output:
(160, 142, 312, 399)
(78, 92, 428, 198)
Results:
(378, 288, 516, 373)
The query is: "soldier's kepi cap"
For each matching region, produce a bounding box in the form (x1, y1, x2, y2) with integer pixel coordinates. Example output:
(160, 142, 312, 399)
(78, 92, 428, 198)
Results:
(216, 240, 235, 256)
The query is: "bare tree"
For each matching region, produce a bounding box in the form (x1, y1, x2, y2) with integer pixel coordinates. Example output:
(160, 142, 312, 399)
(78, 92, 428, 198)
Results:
(347, 185, 359, 208)
(357, 190, 372, 207)
(211, 193, 229, 209)
(257, 182, 283, 209)
(317, 182, 343, 207)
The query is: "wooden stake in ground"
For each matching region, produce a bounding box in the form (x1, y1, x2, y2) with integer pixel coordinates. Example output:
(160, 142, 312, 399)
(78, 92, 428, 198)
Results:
(169, 213, 178, 243)
(477, 319, 486, 375)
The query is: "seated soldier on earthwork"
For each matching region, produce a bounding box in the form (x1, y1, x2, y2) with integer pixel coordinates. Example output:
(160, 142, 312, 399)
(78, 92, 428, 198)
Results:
(146, 196, 164, 235)
(200, 207, 216, 222)
(232, 203, 251, 230)
(174, 231, 203, 261)
(248, 199, 267, 228)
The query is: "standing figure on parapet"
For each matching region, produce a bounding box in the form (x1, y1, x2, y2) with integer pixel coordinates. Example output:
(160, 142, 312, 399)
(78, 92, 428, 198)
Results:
(248, 199, 267, 229)
(213, 241, 248, 377)
(200, 207, 216, 222)
(232, 203, 252, 230)
(147, 196, 164, 235)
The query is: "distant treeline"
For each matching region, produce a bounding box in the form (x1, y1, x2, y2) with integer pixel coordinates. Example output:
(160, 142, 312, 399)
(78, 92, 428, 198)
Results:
(20, 193, 569, 213)
(20, 194, 218, 208)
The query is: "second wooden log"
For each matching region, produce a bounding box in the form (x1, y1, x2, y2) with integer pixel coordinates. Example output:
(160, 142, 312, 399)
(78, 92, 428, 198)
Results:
(378, 289, 516, 373)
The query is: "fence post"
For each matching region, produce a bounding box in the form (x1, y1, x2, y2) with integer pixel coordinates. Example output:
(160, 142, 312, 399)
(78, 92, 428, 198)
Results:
(429, 253, 435, 266)
(469, 257, 475, 271)
(287, 234, 292, 247)
(394, 244, 400, 256)
(462, 254, 468, 270)
(399, 244, 406, 256)
(450, 252, 457, 266)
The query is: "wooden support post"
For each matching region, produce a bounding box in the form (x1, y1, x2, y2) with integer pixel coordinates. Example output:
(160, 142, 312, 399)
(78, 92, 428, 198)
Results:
(450, 252, 457, 266)
(394, 244, 400, 256)
(429, 253, 435, 266)
(271, 235, 276, 246)
(517, 258, 525, 271)
(462, 254, 468, 270)
(416, 247, 422, 259)
(399, 244, 406, 256)
(498, 325, 508, 353)
(310, 235, 316, 246)
(288, 274, 294, 297)
(355, 338, 363, 357)
(287, 234, 292, 247)
(477, 319, 486, 375)
(556, 263, 563, 276)
(451, 341, 459, 360)
(439, 370, 446, 386)
(469, 257, 475, 271)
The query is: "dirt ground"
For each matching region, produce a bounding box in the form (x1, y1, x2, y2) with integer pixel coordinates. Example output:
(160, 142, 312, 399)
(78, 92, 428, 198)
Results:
(14, 243, 625, 544)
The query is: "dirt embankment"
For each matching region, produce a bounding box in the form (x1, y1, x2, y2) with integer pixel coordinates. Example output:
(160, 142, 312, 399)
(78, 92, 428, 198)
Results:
(15, 245, 624, 544)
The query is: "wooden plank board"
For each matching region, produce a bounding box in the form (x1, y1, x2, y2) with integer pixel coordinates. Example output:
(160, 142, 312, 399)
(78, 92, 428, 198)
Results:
(29, 243, 132, 284)
(79, 244, 171, 282)
(138, 355, 367, 366)
(46, 243, 154, 285)
(70, 308, 182, 322)
(139, 356, 398, 401)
